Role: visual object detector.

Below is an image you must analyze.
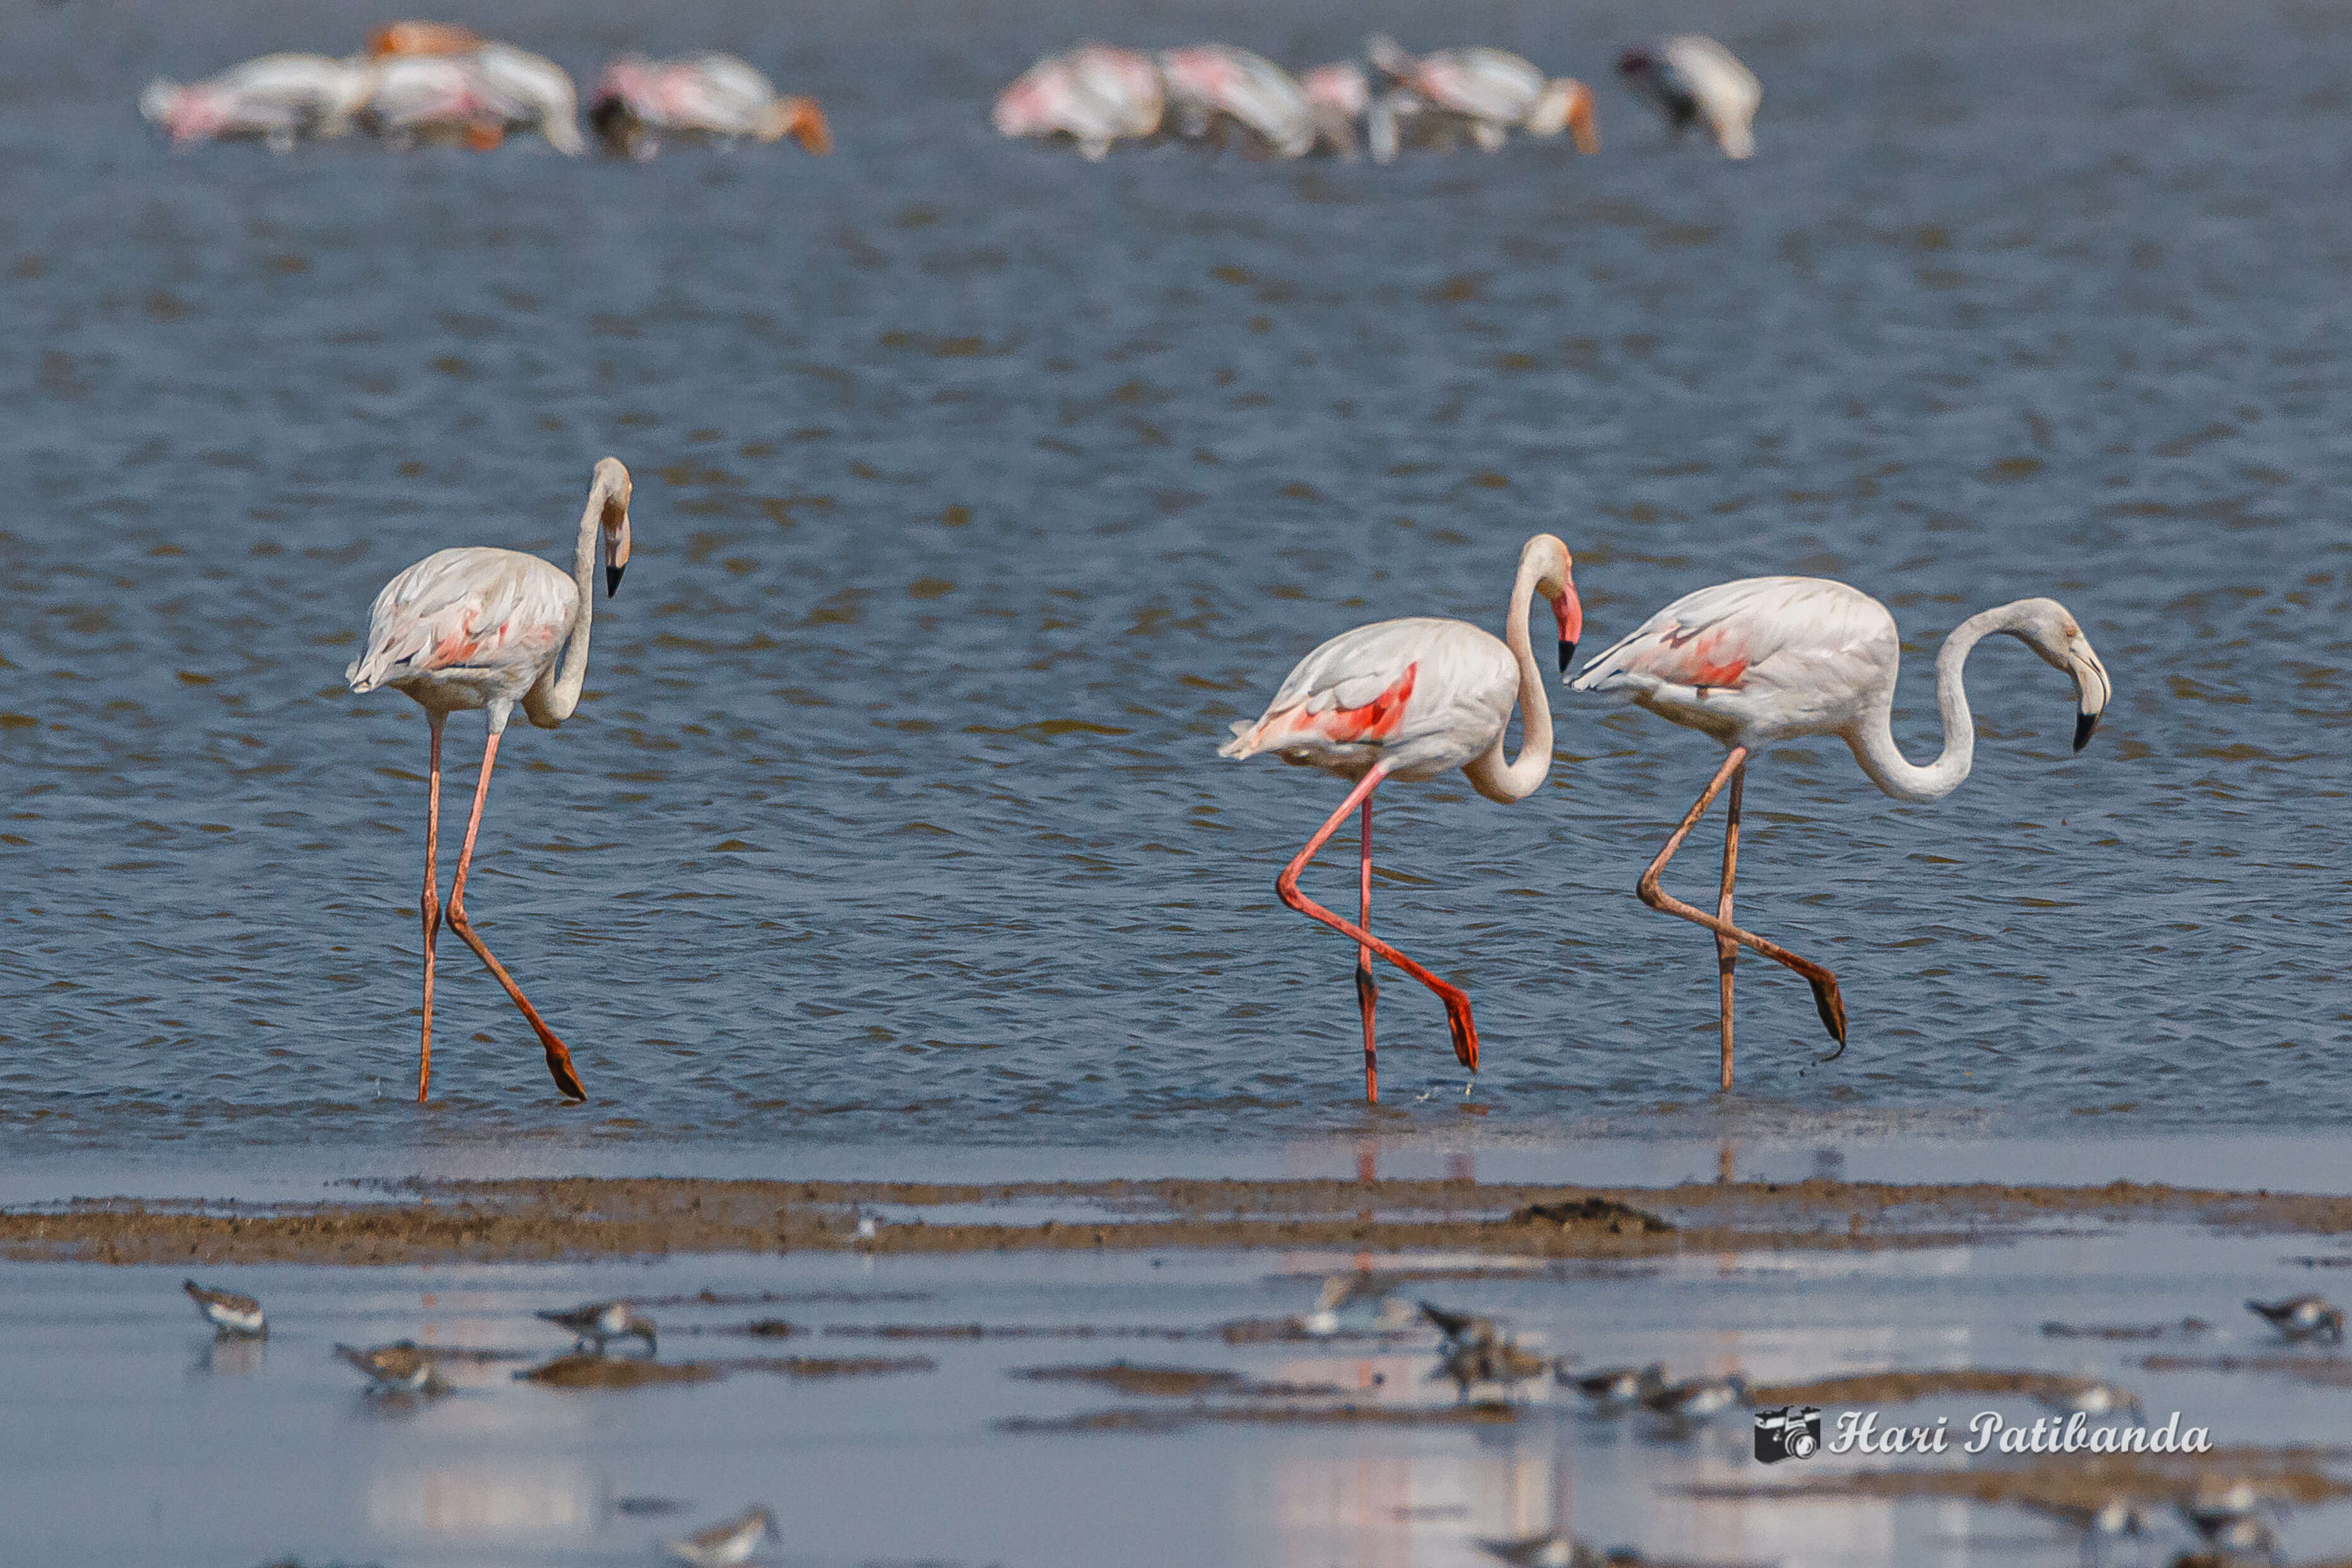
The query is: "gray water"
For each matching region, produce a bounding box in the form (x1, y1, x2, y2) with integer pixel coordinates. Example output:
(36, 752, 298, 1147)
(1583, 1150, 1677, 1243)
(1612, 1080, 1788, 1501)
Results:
(4, 0, 2350, 1161)
(13, 1228, 2350, 1567)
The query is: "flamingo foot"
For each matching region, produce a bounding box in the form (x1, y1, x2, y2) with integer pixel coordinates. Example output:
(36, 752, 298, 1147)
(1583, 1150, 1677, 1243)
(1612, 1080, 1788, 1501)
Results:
(1809, 977, 1848, 1059)
(1445, 1001, 1479, 1073)
(541, 1039, 588, 1102)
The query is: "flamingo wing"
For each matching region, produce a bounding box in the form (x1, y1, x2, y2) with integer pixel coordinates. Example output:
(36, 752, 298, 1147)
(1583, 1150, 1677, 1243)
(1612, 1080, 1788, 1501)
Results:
(346, 546, 575, 693)
(1570, 576, 1880, 699)
(1220, 616, 1513, 766)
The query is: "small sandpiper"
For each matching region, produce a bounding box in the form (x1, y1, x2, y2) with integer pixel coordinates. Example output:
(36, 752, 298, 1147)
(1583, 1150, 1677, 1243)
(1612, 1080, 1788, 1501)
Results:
(662, 1503, 776, 1567)
(1641, 1371, 1749, 1424)
(1302, 1273, 1413, 1336)
(334, 1340, 447, 1395)
(1475, 1533, 1597, 1567)
(1561, 1360, 1669, 1412)
(2247, 1293, 2345, 1345)
(536, 1299, 658, 1357)
(1419, 1300, 1497, 1348)
(2178, 1483, 2277, 1562)
(2036, 1377, 2145, 1423)
(182, 1278, 266, 1338)
(1435, 1331, 1554, 1403)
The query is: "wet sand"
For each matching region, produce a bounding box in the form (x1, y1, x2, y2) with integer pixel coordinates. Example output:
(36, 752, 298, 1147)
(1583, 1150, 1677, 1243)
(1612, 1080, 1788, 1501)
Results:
(11, 1174, 2352, 1266)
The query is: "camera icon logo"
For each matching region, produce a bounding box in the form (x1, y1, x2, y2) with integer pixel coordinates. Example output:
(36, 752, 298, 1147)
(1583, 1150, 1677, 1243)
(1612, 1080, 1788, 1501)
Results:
(1753, 1404, 1822, 1463)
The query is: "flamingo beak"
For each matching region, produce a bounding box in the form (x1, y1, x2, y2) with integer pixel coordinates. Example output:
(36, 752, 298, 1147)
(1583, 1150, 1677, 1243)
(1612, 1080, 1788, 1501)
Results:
(1554, 586, 1583, 674)
(603, 495, 632, 598)
(2067, 638, 2110, 753)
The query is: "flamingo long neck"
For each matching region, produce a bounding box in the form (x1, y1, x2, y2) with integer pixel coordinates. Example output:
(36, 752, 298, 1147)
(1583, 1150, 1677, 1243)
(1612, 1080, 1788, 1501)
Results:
(527, 480, 612, 728)
(1848, 601, 2036, 805)
(1462, 553, 1554, 805)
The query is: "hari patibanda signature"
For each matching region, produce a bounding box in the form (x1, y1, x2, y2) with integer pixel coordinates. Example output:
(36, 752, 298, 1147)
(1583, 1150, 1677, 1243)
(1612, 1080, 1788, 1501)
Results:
(1827, 1410, 2212, 1457)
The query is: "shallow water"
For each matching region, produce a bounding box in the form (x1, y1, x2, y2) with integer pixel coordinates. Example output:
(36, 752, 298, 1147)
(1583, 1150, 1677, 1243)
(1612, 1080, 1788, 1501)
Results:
(3, 0, 2350, 1159)
(13, 1225, 2351, 1566)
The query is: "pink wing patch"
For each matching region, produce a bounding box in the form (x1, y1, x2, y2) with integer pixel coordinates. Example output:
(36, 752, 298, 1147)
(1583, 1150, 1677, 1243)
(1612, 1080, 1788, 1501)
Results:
(1629, 627, 1750, 690)
(1313, 661, 1417, 742)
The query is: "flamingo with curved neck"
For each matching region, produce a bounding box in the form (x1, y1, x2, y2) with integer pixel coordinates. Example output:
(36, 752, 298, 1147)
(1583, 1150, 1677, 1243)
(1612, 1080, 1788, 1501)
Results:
(346, 458, 634, 1102)
(1569, 576, 2112, 1087)
(1220, 534, 1582, 1100)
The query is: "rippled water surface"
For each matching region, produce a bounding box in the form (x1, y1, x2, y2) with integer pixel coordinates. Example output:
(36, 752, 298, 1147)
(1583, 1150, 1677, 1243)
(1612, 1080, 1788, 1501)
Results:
(4, 0, 2350, 1159)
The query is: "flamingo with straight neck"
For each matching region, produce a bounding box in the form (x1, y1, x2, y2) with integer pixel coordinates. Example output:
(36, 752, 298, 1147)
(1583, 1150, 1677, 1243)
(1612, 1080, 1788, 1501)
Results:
(1220, 534, 1582, 1100)
(1569, 576, 2112, 1087)
(346, 457, 635, 1102)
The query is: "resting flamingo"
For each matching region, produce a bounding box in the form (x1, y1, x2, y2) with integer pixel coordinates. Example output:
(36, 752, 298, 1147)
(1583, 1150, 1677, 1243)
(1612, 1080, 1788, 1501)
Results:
(345, 458, 635, 1103)
(1220, 535, 1582, 1102)
(1568, 579, 2112, 1088)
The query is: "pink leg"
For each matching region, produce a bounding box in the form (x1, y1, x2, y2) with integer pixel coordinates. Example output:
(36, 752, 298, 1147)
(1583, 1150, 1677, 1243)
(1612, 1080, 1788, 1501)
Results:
(1356, 798, 1378, 1102)
(444, 729, 589, 1102)
(1638, 746, 1847, 1067)
(417, 717, 445, 1104)
(1715, 763, 1743, 1092)
(1276, 767, 1479, 1100)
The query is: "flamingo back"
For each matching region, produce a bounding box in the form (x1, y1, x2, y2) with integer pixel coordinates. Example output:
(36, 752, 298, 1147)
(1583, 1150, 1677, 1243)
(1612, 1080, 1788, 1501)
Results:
(347, 546, 576, 702)
(1570, 576, 1895, 744)
(1220, 616, 1516, 781)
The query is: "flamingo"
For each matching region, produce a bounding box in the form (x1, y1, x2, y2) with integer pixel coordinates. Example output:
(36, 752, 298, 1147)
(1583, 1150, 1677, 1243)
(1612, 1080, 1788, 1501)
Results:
(1219, 534, 1582, 1102)
(1156, 45, 1321, 160)
(1616, 35, 1761, 159)
(1568, 579, 2113, 1088)
(345, 458, 635, 1103)
(991, 45, 1164, 161)
(139, 54, 374, 151)
(1364, 35, 1599, 162)
(589, 54, 831, 158)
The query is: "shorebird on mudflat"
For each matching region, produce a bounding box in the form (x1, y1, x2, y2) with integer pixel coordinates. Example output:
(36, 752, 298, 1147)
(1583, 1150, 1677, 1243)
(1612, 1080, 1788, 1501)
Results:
(1419, 1300, 1498, 1348)
(183, 1278, 266, 1337)
(538, 1299, 658, 1356)
(2036, 1378, 2145, 1423)
(2247, 1294, 2345, 1344)
(1475, 1534, 1598, 1568)
(663, 1504, 777, 1567)
(1562, 1360, 1668, 1412)
(335, 1340, 446, 1394)
(1436, 1330, 1554, 1403)
(1302, 1273, 1412, 1335)
(2178, 1482, 2279, 1563)
(1641, 1371, 1749, 1425)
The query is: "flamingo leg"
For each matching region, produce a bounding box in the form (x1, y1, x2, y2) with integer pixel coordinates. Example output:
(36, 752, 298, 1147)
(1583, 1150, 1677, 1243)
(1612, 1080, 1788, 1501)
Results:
(1715, 762, 1743, 1092)
(1356, 798, 1378, 1102)
(1276, 766, 1479, 1097)
(444, 728, 589, 1102)
(1638, 746, 1847, 1063)
(418, 716, 445, 1104)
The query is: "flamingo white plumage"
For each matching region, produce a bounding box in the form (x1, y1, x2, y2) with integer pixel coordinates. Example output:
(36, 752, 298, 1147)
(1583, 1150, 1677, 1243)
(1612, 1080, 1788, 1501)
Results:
(1220, 535, 1583, 1101)
(1616, 35, 1760, 159)
(1568, 577, 2113, 1087)
(345, 458, 635, 1103)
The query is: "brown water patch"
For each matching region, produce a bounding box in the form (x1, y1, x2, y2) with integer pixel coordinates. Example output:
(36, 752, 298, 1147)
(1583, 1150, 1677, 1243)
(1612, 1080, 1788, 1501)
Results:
(1011, 1362, 1344, 1399)
(2042, 1316, 2213, 1340)
(2141, 1353, 2352, 1389)
(518, 1353, 720, 1389)
(1749, 1369, 2105, 1406)
(1681, 1445, 2352, 1511)
(6, 1176, 2349, 1266)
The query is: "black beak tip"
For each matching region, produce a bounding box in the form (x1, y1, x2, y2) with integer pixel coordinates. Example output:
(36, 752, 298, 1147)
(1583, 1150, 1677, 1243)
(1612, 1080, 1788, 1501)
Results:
(605, 563, 625, 598)
(2072, 710, 2098, 753)
(1557, 640, 1576, 676)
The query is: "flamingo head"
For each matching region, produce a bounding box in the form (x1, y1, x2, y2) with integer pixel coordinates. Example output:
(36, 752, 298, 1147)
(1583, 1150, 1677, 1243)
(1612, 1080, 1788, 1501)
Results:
(2012, 598, 2110, 751)
(1530, 79, 1599, 155)
(1522, 533, 1583, 672)
(591, 456, 632, 596)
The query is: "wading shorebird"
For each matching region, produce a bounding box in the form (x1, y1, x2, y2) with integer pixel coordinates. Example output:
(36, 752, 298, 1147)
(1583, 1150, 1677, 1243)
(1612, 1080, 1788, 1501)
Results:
(1569, 579, 2110, 1089)
(1220, 534, 1581, 1102)
(537, 1298, 658, 1356)
(1616, 35, 1761, 159)
(2247, 1294, 2346, 1344)
(1640, 1370, 1749, 1425)
(663, 1504, 777, 1568)
(346, 458, 634, 1104)
(183, 1279, 266, 1337)
(1560, 1360, 1668, 1412)
(2037, 1377, 2146, 1424)
(335, 1340, 446, 1394)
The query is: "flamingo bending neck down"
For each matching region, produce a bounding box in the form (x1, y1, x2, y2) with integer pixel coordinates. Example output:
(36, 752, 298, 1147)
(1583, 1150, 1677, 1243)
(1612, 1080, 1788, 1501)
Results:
(345, 459, 635, 1103)
(1568, 577, 2112, 1088)
(1220, 535, 1583, 1101)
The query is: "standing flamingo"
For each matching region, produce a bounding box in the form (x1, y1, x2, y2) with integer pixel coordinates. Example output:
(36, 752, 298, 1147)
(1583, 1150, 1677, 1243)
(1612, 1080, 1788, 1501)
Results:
(1219, 535, 1582, 1101)
(345, 458, 635, 1103)
(1568, 579, 2112, 1088)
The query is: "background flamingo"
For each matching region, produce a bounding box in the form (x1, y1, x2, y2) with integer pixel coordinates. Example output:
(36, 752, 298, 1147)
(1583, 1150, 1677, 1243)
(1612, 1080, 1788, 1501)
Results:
(1616, 35, 1761, 159)
(1568, 577, 2112, 1088)
(1219, 534, 1582, 1101)
(345, 457, 635, 1103)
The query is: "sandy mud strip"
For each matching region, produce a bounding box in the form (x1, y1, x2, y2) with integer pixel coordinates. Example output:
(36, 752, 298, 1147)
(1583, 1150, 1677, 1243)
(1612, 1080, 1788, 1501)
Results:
(7, 1176, 2352, 1266)
(1680, 1444, 2352, 1513)
(516, 1352, 935, 1388)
